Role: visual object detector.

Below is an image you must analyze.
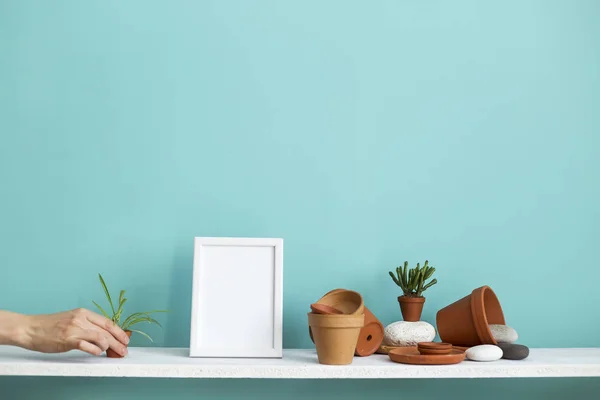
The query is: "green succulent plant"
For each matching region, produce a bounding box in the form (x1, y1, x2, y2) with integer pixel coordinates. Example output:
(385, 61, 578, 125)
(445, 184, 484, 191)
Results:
(93, 273, 167, 342)
(389, 260, 437, 297)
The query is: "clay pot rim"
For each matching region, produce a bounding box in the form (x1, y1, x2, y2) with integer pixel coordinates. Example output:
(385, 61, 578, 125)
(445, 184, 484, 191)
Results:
(308, 312, 364, 328)
(397, 295, 426, 303)
(470, 286, 506, 345)
(323, 288, 345, 296)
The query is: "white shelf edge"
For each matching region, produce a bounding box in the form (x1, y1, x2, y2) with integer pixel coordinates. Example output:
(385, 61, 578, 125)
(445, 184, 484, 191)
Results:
(1, 347, 599, 379)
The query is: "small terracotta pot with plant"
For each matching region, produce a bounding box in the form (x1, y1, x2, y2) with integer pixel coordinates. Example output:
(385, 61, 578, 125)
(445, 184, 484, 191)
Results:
(93, 274, 167, 358)
(389, 260, 437, 322)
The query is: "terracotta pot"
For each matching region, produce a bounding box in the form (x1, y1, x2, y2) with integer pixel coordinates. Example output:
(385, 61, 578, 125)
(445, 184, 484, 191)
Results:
(309, 313, 383, 357)
(316, 289, 364, 315)
(355, 307, 384, 357)
(397, 296, 425, 321)
(106, 330, 131, 358)
(308, 313, 364, 365)
(309, 289, 383, 357)
(436, 286, 506, 347)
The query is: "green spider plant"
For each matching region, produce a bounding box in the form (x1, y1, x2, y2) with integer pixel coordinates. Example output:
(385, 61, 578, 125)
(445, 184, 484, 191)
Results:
(93, 273, 167, 342)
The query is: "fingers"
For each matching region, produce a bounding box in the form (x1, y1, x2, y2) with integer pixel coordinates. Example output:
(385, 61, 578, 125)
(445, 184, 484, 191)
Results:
(85, 310, 130, 346)
(78, 328, 128, 357)
(75, 340, 103, 356)
(89, 326, 128, 357)
(70, 309, 129, 357)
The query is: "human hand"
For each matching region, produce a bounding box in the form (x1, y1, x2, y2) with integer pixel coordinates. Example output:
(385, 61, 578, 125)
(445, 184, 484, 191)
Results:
(18, 308, 130, 356)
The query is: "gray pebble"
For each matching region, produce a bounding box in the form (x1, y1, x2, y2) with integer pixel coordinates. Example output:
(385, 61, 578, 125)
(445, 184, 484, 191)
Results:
(498, 343, 529, 360)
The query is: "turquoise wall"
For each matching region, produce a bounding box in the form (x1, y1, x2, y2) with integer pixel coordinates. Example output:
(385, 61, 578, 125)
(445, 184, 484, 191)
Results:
(1, 0, 599, 398)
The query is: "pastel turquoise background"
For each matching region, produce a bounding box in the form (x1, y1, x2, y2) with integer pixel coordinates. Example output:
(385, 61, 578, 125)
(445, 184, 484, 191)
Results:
(1, 0, 599, 398)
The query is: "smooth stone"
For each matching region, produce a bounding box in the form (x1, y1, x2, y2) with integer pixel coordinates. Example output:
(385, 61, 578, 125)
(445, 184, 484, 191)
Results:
(466, 345, 503, 362)
(383, 321, 436, 347)
(498, 343, 529, 360)
(489, 324, 518, 344)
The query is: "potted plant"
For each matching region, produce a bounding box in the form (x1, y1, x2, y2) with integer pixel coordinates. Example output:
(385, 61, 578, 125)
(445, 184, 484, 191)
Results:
(93, 273, 167, 358)
(389, 260, 437, 321)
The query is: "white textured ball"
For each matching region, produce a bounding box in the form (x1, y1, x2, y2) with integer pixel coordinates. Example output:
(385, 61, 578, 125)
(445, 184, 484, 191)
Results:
(466, 345, 503, 362)
(489, 324, 518, 344)
(383, 321, 436, 347)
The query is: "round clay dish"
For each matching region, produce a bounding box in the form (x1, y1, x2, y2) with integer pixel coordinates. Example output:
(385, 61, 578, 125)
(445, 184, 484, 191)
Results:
(380, 345, 468, 355)
(388, 347, 466, 365)
(310, 303, 343, 315)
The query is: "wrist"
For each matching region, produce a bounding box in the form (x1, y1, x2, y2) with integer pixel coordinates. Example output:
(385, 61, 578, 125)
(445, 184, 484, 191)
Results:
(0, 311, 32, 348)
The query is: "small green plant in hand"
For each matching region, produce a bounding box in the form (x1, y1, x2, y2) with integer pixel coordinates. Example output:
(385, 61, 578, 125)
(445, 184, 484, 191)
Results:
(93, 273, 167, 342)
(389, 260, 437, 297)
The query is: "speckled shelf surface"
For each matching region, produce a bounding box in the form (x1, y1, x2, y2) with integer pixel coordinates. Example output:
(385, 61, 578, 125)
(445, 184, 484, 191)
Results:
(1, 347, 599, 379)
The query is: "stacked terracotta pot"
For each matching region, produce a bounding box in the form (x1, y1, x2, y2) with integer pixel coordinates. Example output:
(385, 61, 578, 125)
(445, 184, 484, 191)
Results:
(308, 289, 384, 365)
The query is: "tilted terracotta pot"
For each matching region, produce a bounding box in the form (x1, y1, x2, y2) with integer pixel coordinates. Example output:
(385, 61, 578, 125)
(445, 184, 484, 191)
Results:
(316, 289, 364, 315)
(398, 296, 425, 321)
(106, 330, 131, 358)
(436, 286, 506, 347)
(308, 313, 364, 365)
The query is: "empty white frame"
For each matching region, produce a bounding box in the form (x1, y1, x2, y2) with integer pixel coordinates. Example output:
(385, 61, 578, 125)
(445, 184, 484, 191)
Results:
(190, 237, 283, 358)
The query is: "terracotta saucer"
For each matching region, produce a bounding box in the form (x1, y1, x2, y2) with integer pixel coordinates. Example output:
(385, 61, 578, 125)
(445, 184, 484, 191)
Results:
(417, 342, 452, 355)
(380, 345, 470, 355)
(418, 347, 452, 355)
(388, 347, 466, 365)
(310, 303, 343, 315)
(417, 342, 452, 350)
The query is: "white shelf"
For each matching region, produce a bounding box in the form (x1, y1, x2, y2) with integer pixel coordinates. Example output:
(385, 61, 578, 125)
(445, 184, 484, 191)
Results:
(0, 347, 599, 379)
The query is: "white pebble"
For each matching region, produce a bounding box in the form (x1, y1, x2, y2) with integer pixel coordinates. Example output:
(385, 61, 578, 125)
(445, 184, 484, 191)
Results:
(489, 324, 518, 344)
(466, 345, 503, 362)
(383, 321, 436, 347)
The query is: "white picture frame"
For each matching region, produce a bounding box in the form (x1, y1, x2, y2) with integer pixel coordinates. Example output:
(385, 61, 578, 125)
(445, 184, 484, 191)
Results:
(189, 237, 283, 358)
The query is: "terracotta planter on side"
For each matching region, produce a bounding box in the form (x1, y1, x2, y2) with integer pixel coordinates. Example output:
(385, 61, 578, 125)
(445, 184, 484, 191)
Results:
(308, 313, 364, 365)
(106, 330, 131, 358)
(398, 296, 425, 322)
(436, 286, 506, 347)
